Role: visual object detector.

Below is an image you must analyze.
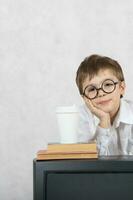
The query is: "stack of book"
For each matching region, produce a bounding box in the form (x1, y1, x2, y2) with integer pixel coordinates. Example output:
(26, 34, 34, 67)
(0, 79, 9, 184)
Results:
(36, 142, 98, 160)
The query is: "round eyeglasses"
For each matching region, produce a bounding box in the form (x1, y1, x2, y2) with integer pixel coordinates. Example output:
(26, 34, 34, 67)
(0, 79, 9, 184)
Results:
(82, 79, 120, 100)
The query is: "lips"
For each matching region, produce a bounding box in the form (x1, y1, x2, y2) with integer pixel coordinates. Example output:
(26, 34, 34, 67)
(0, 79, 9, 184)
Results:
(97, 99, 112, 105)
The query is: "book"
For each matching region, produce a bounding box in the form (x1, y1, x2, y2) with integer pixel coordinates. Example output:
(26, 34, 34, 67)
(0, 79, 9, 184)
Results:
(37, 153, 98, 160)
(38, 142, 97, 154)
(36, 142, 98, 160)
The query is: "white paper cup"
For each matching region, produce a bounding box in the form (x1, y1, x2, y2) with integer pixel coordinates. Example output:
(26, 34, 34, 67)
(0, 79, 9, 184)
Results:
(56, 105, 79, 144)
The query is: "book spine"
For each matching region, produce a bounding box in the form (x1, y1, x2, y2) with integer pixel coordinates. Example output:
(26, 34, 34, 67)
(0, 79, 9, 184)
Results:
(37, 153, 98, 160)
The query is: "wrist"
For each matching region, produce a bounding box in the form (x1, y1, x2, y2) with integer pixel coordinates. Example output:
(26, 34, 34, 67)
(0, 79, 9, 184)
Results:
(99, 116, 111, 128)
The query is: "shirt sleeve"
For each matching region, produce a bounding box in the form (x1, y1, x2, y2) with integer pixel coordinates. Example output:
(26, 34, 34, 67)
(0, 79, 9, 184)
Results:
(77, 104, 112, 155)
(95, 126, 111, 155)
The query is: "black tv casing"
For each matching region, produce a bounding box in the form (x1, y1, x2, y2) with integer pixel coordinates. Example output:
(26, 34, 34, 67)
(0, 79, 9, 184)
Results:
(33, 156, 133, 200)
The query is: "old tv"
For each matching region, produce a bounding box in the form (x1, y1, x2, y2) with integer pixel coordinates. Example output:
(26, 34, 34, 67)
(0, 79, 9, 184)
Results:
(33, 156, 133, 200)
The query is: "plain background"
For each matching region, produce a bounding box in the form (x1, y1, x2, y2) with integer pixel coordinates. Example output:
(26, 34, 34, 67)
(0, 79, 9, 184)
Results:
(1, 0, 133, 199)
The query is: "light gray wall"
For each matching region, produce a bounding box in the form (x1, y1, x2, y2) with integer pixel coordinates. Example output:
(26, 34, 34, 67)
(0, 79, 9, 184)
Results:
(1, 0, 133, 199)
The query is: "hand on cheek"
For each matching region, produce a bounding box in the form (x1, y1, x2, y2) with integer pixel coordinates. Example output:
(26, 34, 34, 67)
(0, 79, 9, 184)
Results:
(84, 97, 111, 128)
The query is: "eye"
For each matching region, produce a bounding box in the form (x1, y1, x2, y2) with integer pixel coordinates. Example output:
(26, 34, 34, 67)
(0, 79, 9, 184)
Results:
(104, 83, 114, 87)
(87, 87, 96, 92)
(103, 80, 115, 87)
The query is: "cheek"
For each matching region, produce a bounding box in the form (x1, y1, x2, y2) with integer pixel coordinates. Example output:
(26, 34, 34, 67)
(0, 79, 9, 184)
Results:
(112, 89, 121, 101)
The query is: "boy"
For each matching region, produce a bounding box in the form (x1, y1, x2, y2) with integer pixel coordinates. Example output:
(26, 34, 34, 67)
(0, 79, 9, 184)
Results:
(76, 54, 133, 155)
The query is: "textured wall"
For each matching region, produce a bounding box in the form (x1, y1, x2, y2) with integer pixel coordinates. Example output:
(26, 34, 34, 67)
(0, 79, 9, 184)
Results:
(1, 0, 133, 199)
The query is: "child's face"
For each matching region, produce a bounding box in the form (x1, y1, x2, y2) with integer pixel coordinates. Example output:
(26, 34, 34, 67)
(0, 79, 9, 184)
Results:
(82, 69, 126, 118)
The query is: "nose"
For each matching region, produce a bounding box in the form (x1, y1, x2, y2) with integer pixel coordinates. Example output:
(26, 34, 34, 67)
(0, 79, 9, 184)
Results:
(97, 88, 106, 97)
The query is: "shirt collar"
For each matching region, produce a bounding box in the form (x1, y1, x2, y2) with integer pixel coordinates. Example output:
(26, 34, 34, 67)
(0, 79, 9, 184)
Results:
(113, 99, 133, 128)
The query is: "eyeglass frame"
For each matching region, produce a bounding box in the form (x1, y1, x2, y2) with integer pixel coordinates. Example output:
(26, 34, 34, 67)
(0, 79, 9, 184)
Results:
(82, 79, 122, 100)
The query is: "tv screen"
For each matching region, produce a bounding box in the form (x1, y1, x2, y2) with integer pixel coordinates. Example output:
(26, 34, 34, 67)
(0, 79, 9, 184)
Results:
(46, 172, 133, 200)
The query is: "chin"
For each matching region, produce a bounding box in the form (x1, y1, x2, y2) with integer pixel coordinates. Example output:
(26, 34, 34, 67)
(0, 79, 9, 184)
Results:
(96, 104, 113, 113)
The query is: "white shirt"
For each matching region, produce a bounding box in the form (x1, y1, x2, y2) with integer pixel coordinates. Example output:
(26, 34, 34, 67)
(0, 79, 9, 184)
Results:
(77, 99, 133, 156)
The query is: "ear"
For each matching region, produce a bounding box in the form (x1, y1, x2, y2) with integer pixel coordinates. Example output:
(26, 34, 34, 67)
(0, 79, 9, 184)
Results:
(120, 81, 126, 97)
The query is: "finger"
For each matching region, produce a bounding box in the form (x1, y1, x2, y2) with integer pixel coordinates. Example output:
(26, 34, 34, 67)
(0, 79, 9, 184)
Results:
(84, 98, 96, 114)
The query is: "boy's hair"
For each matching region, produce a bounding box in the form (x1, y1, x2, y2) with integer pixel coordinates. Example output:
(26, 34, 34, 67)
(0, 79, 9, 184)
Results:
(76, 54, 125, 95)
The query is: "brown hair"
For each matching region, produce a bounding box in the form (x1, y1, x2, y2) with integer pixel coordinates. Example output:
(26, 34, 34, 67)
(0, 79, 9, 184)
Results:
(76, 54, 125, 95)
